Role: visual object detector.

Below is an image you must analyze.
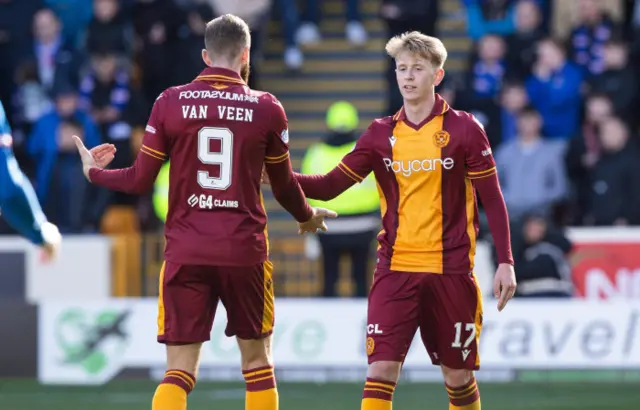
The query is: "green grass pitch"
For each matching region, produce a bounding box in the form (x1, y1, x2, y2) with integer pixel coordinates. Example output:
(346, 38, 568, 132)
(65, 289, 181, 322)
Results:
(0, 380, 637, 410)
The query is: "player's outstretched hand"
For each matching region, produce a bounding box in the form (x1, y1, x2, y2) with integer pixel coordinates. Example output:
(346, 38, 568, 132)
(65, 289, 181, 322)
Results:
(73, 135, 98, 180)
(298, 207, 338, 234)
(90, 143, 117, 168)
(493, 263, 517, 312)
(39, 221, 61, 264)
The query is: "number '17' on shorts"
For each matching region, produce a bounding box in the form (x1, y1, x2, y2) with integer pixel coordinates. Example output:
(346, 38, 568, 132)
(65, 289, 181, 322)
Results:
(366, 270, 483, 370)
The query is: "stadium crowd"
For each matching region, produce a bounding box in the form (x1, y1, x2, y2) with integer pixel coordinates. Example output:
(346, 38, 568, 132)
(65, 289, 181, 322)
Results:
(450, 0, 640, 229)
(0, 0, 372, 235)
(442, 0, 640, 297)
(0, 0, 639, 297)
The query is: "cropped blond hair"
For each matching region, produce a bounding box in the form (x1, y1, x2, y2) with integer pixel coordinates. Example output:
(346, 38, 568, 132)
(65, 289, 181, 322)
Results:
(205, 14, 251, 60)
(385, 31, 448, 68)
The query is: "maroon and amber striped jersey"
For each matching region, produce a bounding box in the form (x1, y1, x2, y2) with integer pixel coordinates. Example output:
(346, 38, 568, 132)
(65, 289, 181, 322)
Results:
(306, 95, 499, 274)
(89, 67, 312, 266)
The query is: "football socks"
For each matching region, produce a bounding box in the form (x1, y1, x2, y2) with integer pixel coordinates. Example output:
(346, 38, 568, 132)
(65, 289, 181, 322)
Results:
(243, 365, 278, 410)
(361, 377, 396, 410)
(446, 377, 481, 410)
(151, 369, 196, 410)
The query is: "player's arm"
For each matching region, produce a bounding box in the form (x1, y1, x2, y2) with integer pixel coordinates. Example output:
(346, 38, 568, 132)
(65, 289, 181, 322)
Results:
(83, 93, 169, 194)
(294, 124, 375, 200)
(263, 98, 313, 222)
(294, 168, 357, 201)
(473, 174, 512, 265)
(466, 115, 516, 310)
(464, 115, 514, 266)
(0, 144, 48, 245)
(0, 101, 60, 259)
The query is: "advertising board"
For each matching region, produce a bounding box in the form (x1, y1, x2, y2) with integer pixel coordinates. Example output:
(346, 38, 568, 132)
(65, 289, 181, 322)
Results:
(38, 299, 640, 385)
(473, 228, 640, 300)
(0, 236, 111, 302)
(567, 228, 640, 299)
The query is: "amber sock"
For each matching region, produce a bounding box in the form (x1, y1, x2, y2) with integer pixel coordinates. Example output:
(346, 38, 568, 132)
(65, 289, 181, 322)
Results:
(243, 365, 278, 410)
(151, 369, 196, 410)
(361, 377, 396, 410)
(446, 377, 481, 410)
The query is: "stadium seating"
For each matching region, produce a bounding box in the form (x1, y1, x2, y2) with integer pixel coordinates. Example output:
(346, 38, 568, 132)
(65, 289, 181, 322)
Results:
(260, 0, 472, 233)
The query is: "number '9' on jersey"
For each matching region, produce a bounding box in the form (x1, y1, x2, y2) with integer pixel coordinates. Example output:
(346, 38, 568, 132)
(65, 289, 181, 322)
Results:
(141, 67, 295, 266)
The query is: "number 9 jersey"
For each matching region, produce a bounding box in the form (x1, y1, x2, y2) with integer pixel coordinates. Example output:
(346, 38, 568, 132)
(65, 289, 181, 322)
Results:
(135, 67, 310, 266)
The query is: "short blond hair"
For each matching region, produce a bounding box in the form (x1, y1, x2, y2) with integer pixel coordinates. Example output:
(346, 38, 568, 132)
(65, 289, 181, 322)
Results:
(385, 31, 448, 68)
(205, 14, 251, 60)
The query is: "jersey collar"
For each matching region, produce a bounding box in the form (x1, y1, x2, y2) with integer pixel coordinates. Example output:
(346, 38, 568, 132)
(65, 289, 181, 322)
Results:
(194, 67, 245, 86)
(393, 93, 450, 130)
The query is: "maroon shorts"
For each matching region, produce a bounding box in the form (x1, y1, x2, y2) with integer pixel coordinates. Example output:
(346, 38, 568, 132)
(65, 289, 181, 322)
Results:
(157, 260, 275, 344)
(366, 270, 483, 370)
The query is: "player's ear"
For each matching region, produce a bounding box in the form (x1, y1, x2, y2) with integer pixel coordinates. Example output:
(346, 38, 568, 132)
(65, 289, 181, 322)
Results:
(434, 67, 445, 87)
(201, 49, 212, 67)
(241, 47, 250, 65)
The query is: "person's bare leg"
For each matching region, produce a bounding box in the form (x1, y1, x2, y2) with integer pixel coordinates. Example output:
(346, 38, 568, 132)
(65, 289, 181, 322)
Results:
(152, 343, 202, 410)
(361, 360, 402, 410)
(238, 335, 278, 410)
(441, 365, 480, 410)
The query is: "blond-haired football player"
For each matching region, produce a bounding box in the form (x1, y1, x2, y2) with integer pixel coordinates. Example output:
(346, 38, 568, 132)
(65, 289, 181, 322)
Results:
(294, 32, 517, 410)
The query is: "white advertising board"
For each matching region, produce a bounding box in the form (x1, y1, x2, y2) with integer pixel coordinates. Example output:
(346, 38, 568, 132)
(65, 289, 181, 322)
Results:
(0, 236, 111, 302)
(38, 299, 640, 385)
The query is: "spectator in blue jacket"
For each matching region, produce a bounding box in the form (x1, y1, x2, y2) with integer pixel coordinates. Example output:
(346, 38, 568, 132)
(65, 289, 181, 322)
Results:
(26, 84, 101, 211)
(568, 0, 619, 77)
(464, 0, 550, 41)
(499, 82, 529, 145)
(468, 34, 507, 99)
(526, 38, 583, 140)
(464, 0, 517, 40)
(44, 0, 94, 47)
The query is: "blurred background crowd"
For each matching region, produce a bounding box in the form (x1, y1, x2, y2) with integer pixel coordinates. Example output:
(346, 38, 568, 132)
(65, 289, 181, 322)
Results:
(0, 0, 638, 298)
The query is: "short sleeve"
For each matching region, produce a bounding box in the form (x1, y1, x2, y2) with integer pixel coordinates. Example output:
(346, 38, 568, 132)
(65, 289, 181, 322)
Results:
(139, 92, 169, 162)
(337, 122, 374, 183)
(264, 96, 290, 165)
(465, 114, 497, 180)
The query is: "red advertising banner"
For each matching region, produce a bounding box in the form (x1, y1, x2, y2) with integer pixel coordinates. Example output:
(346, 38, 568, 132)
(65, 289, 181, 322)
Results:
(571, 236, 640, 299)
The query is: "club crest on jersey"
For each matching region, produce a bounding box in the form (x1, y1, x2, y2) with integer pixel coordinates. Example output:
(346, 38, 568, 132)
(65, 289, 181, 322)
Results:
(366, 337, 375, 355)
(280, 129, 289, 144)
(432, 130, 450, 148)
